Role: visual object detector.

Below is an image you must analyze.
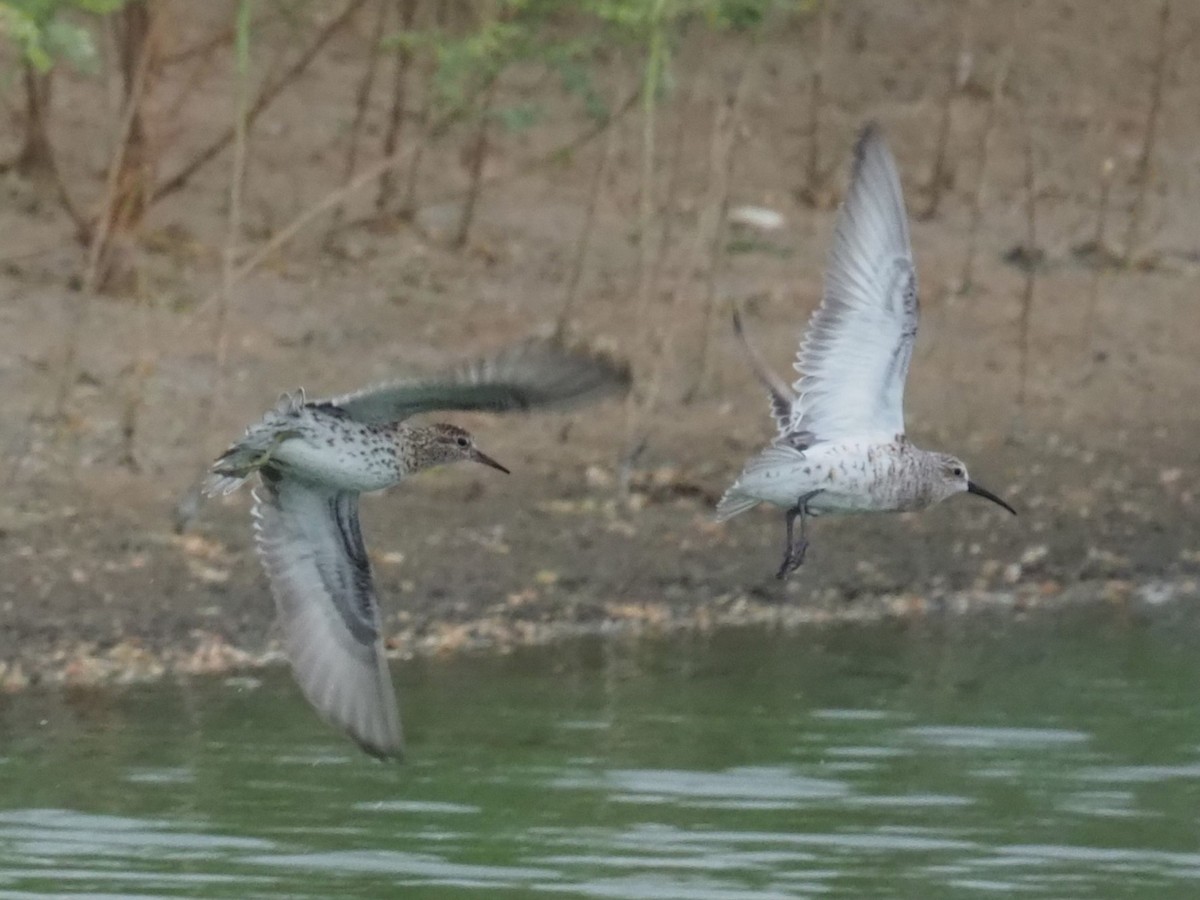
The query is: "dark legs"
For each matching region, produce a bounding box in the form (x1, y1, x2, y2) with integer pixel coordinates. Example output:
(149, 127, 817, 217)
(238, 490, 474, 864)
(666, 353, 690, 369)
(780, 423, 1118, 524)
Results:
(777, 491, 820, 580)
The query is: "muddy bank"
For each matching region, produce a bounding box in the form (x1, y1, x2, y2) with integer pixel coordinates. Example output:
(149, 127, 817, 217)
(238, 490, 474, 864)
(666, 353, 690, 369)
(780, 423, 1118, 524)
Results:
(2, 2, 1200, 687)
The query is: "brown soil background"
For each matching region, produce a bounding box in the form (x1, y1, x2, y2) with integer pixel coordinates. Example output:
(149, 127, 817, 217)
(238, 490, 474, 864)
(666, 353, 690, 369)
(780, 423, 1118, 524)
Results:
(1, 1, 1198, 686)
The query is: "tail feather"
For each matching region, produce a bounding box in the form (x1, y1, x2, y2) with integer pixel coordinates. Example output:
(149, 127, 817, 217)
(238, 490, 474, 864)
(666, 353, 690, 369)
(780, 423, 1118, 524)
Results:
(714, 486, 761, 522)
(204, 471, 251, 497)
(202, 390, 307, 498)
(715, 444, 807, 522)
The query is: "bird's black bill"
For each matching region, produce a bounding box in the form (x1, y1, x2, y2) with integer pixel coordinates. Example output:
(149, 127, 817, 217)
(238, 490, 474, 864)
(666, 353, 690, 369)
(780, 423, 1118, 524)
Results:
(471, 448, 510, 474)
(967, 480, 1016, 515)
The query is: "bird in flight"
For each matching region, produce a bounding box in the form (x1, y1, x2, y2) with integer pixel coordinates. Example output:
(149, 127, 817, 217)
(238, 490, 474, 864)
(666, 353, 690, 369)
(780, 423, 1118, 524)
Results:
(206, 338, 630, 758)
(717, 123, 1015, 579)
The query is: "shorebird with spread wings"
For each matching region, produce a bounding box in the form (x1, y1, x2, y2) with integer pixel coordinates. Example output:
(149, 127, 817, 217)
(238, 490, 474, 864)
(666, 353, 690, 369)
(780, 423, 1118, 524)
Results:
(718, 124, 1015, 579)
(207, 338, 629, 758)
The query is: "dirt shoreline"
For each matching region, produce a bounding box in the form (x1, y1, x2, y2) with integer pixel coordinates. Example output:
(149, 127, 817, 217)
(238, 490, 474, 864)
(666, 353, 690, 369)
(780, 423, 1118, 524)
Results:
(2, 571, 1195, 693)
(3, 4, 1199, 693)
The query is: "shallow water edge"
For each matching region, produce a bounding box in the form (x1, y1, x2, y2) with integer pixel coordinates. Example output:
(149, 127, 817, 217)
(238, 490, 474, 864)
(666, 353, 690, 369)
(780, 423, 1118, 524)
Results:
(1, 575, 1195, 693)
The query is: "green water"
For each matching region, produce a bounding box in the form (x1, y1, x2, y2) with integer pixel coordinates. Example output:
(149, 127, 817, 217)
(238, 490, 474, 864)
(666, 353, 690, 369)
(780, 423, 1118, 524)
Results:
(1, 602, 1199, 898)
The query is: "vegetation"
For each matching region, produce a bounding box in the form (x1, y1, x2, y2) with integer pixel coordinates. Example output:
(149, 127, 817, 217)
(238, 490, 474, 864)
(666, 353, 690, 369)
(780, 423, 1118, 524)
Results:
(0, 0, 1182, 469)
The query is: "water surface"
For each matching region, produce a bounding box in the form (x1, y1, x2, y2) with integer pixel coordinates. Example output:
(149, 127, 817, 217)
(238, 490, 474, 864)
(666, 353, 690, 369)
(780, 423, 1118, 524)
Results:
(2, 602, 1199, 898)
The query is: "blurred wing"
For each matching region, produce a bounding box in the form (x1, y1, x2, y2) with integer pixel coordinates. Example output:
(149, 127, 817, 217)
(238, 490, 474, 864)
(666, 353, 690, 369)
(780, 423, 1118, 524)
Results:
(323, 337, 631, 424)
(731, 309, 795, 438)
(253, 472, 402, 759)
(790, 123, 918, 442)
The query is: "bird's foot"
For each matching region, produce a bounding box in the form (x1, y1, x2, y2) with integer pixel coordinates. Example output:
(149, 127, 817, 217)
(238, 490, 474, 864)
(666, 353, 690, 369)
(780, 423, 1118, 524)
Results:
(775, 539, 809, 580)
(252, 429, 303, 469)
(215, 428, 303, 480)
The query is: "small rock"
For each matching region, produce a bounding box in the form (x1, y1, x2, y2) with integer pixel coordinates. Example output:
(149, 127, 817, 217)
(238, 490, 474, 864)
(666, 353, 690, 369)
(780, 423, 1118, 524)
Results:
(729, 205, 786, 231)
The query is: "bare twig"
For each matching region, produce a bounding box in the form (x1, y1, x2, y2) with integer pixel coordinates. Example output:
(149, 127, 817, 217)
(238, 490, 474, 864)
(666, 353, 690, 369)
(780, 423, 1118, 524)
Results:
(160, 22, 236, 66)
(684, 49, 758, 403)
(376, 0, 420, 213)
(556, 63, 627, 335)
(1122, 0, 1171, 265)
(409, 84, 642, 217)
(1016, 103, 1038, 409)
(14, 63, 55, 183)
(193, 143, 419, 315)
(53, 7, 158, 422)
(648, 90, 694, 303)
(152, 0, 370, 204)
(618, 6, 669, 500)
(259, 86, 641, 281)
(958, 47, 1011, 295)
(17, 66, 91, 236)
(453, 72, 499, 249)
(329, 0, 390, 234)
(175, 0, 256, 530)
(398, 85, 431, 217)
(622, 42, 757, 498)
(96, 0, 163, 291)
(117, 352, 155, 470)
(802, 0, 830, 204)
(1092, 158, 1117, 255)
(1082, 156, 1117, 350)
(921, 0, 973, 220)
(211, 0, 253, 432)
(634, 6, 667, 323)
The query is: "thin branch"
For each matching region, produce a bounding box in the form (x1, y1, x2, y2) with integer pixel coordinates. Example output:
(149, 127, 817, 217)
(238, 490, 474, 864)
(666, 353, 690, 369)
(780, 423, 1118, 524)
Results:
(623, 41, 757, 495)
(648, 89, 693, 303)
(634, 4, 667, 321)
(684, 47, 758, 403)
(1016, 103, 1038, 410)
(152, 0, 370, 204)
(345, 81, 641, 230)
(802, 0, 830, 203)
(920, 0, 972, 220)
(618, 6, 669, 500)
(958, 46, 1011, 295)
(377, 0, 419, 213)
(193, 141, 419, 314)
(1082, 156, 1116, 351)
(1122, 0, 1171, 265)
(53, 7, 157, 422)
(160, 23, 236, 66)
(213, 0, 253, 426)
(556, 63, 626, 335)
(453, 72, 499, 249)
(329, 0, 389, 233)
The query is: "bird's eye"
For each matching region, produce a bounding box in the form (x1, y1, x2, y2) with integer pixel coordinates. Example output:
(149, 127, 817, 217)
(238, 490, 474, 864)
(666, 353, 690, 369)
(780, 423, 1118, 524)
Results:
(952, 466, 964, 477)
(456, 436, 470, 448)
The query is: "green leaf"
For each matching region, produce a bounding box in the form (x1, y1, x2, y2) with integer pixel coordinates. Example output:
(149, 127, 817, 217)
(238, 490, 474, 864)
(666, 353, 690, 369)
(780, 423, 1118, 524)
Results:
(491, 102, 540, 132)
(0, 0, 128, 70)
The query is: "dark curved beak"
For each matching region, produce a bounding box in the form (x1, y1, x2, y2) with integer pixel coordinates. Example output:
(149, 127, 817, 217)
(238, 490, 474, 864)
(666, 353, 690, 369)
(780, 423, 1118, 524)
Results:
(967, 480, 1016, 516)
(470, 447, 510, 474)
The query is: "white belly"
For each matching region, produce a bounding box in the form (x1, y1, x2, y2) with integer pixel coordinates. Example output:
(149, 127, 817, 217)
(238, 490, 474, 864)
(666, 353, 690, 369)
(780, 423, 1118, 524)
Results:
(271, 420, 401, 493)
(734, 440, 908, 515)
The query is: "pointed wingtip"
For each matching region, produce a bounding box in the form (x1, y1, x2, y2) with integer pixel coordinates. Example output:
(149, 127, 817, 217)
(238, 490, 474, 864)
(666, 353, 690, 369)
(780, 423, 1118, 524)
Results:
(851, 121, 893, 178)
(500, 333, 634, 401)
(839, 118, 911, 256)
(854, 120, 885, 154)
(358, 735, 405, 762)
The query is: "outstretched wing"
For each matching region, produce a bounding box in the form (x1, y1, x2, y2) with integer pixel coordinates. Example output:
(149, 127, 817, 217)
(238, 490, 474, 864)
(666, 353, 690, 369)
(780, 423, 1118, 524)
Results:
(253, 470, 403, 759)
(789, 123, 918, 443)
(322, 337, 631, 424)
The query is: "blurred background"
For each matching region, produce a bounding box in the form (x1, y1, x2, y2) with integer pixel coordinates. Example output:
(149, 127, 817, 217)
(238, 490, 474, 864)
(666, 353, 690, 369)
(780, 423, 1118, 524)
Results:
(0, 0, 1197, 682)
(4, 3, 1200, 897)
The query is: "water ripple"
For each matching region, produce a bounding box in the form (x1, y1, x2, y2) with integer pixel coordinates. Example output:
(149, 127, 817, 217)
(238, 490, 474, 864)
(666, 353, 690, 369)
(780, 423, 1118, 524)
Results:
(900, 726, 1091, 749)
